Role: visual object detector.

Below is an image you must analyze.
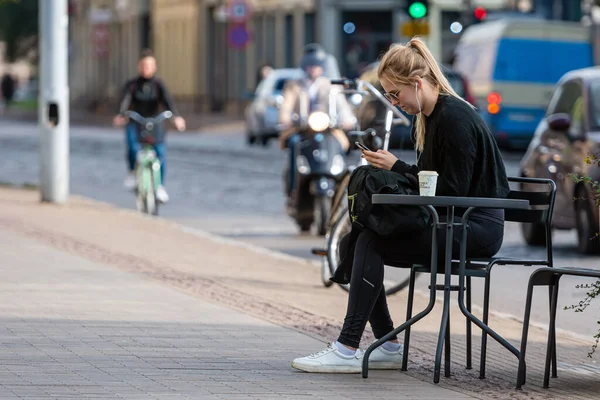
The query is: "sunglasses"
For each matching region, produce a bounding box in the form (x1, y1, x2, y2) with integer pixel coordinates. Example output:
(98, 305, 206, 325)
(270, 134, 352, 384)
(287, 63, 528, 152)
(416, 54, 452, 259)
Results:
(383, 89, 401, 102)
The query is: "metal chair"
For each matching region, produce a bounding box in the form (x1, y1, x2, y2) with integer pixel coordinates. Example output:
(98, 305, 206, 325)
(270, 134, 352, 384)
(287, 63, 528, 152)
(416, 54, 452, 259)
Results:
(517, 266, 600, 389)
(401, 177, 557, 377)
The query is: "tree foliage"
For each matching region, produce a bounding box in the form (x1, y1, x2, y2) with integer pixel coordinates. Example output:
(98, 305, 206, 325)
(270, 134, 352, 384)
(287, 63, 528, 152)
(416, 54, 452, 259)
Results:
(0, 0, 38, 62)
(570, 151, 600, 357)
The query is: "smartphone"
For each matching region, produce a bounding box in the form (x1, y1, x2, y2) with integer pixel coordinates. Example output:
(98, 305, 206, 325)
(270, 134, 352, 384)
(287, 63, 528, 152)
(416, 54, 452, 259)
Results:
(355, 141, 372, 152)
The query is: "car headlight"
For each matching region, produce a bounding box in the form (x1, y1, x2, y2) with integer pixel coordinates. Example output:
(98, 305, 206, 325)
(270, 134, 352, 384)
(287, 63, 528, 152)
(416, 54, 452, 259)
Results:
(296, 155, 311, 175)
(350, 93, 363, 106)
(330, 154, 345, 176)
(308, 111, 330, 132)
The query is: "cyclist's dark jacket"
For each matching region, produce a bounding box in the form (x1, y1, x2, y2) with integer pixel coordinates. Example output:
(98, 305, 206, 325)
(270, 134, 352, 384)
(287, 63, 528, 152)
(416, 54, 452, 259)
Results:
(118, 76, 179, 118)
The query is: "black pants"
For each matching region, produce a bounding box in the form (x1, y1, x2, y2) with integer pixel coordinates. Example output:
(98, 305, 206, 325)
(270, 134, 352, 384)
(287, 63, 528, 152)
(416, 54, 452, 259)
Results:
(336, 210, 505, 349)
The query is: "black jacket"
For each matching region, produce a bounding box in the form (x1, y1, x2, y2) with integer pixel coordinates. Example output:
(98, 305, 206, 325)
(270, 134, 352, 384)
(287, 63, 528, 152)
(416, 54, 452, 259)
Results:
(392, 94, 510, 203)
(118, 76, 179, 117)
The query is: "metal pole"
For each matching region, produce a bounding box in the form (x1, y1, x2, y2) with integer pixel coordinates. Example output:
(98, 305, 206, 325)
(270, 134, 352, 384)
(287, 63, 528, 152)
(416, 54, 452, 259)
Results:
(39, 0, 70, 203)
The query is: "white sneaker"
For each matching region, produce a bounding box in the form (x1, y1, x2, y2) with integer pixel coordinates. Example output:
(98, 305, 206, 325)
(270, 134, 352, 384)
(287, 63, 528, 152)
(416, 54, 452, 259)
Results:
(291, 343, 363, 373)
(123, 174, 136, 190)
(368, 342, 404, 370)
(155, 185, 169, 203)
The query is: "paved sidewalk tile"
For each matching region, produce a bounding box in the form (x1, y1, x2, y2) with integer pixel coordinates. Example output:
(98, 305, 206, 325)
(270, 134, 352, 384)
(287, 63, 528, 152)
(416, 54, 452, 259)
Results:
(0, 230, 473, 400)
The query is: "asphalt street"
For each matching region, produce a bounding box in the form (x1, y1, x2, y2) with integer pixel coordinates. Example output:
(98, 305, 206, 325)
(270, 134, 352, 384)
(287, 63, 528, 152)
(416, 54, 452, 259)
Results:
(1, 119, 599, 343)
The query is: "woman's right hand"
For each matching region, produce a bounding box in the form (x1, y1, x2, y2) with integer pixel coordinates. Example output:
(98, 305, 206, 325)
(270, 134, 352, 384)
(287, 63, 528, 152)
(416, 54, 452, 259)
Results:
(113, 114, 127, 127)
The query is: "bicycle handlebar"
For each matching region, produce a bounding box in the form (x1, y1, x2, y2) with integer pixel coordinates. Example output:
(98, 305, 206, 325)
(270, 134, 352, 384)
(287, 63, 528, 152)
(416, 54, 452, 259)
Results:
(125, 110, 173, 126)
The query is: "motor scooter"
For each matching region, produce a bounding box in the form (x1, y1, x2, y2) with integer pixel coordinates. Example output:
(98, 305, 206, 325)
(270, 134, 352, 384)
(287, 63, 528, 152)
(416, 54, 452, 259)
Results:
(284, 89, 349, 235)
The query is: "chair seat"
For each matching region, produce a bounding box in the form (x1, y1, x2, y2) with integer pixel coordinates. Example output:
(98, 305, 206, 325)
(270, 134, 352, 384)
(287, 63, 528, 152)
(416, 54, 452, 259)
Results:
(411, 261, 488, 278)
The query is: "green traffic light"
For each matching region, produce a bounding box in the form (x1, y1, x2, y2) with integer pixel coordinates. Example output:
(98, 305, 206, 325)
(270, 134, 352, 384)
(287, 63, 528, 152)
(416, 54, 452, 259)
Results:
(408, 2, 427, 19)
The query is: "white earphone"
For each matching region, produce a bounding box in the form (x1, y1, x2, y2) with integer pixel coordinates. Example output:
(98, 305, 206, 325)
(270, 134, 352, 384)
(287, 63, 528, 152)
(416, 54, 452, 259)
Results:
(415, 81, 422, 114)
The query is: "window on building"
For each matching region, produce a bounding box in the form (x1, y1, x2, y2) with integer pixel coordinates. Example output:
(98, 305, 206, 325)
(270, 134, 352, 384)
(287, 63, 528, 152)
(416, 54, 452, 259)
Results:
(141, 13, 151, 49)
(304, 12, 315, 45)
(254, 15, 264, 64)
(285, 14, 293, 67)
(265, 15, 276, 65)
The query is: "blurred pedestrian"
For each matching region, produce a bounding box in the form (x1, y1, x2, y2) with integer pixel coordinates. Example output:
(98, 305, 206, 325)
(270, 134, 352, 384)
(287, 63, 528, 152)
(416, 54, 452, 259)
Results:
(255, 62, 273, 89)
(1, 73, 16, 108)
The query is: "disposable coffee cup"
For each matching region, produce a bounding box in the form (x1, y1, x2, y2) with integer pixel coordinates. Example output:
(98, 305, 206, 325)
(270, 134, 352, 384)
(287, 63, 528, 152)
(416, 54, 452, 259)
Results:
(418, 171, 438, 196)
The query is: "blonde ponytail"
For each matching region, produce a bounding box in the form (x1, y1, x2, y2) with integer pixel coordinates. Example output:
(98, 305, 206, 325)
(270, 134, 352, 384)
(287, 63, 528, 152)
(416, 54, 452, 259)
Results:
(378, 37, 473, 152)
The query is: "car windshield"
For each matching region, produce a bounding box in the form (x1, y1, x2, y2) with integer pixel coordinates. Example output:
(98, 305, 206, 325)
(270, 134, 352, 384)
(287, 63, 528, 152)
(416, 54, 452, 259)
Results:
(589, 79, 600, 130)
(274, 78, 288, 91)
(256, 71, 303, 97)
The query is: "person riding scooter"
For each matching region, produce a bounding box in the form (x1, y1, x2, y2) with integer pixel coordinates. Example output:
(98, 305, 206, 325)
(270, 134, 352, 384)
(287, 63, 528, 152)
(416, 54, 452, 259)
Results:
(279, 48, 354, 198)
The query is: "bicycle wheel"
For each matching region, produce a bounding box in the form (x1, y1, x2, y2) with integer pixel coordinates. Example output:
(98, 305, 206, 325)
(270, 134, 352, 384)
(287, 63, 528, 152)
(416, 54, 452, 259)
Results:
(326, 211, 418, 296)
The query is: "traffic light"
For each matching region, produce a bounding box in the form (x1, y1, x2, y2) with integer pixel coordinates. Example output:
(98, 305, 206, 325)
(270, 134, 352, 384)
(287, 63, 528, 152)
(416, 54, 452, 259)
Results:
(473, 7, 487, 22)
(406, 1, 429, 20)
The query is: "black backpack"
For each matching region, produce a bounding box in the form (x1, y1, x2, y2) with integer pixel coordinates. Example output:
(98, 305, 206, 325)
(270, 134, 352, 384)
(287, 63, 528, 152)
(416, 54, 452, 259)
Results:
(331, 165, 430, 284)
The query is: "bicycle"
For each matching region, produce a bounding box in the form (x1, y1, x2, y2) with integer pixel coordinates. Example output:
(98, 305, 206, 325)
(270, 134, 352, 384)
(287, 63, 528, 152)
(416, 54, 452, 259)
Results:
(313, 78, 422, 295)
(124, 110, 173, 216)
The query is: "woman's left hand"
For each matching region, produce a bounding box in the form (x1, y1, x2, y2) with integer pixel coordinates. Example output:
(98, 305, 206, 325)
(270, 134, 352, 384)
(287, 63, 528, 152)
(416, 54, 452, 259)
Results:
(361, 149, 398, 170)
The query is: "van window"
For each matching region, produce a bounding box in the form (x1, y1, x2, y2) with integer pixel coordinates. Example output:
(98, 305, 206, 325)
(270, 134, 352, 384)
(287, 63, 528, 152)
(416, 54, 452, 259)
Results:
(453, 42, 496, 84)
(493, 38, 592, 84)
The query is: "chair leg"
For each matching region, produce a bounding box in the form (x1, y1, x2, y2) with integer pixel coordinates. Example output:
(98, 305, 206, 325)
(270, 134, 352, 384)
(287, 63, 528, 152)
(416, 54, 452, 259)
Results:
(479, 271, 492, 379)
(402, 268, 417, 371)
(548, 285, 558, 379)
(445, 306, 451, 378)
(517, 280, 536, 389)
(544, 282, 560, 388)
(466, 275, 472, 370)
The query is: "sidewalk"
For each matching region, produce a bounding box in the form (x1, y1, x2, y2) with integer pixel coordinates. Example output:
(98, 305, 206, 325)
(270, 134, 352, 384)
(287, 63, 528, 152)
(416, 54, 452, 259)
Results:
(0, 230, 471, 400)
(0, 187, 598, 399)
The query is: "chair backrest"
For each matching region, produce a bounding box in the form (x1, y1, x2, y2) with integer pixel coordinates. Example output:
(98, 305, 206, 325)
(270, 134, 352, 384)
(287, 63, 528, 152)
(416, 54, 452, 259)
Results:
(505, 176, 557, 264)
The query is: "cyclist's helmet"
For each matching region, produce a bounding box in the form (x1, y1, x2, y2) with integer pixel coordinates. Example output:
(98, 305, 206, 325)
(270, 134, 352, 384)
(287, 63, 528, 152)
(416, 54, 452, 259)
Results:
(300, 48, 327, 70)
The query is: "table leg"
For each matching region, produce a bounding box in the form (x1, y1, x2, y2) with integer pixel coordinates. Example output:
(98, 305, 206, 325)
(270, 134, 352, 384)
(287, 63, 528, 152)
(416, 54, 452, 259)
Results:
(363, 207, 441, 379)
(457, 215, 520, 362)
(434, 206, 454, 383)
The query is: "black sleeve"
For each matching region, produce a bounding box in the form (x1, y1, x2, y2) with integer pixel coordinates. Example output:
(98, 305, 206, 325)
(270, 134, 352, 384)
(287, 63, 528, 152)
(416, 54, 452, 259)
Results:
(435, 111, 477, 197)
(391, 120, 419, 177)
(117, 81, 133, 115)
(156, 79, 179, 116)
(391, 159, 419, 177)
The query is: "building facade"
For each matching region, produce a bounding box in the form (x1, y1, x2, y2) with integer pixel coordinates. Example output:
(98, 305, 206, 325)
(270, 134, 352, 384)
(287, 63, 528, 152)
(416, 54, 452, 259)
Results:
(69, 0, 150, 112)
(69, 0, 512, 116)
(150, 0, 317, 114)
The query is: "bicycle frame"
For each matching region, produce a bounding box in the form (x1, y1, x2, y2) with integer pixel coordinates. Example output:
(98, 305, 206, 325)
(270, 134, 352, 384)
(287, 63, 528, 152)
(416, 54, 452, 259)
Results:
(125, 110, 173, 215)
(135, 144, 161, 197)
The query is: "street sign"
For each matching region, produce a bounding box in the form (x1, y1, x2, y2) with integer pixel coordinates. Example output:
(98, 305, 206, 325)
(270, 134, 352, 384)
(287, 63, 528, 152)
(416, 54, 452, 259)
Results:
(401, 20, 430, 37)
(226, 0, 253, 23)
(227, 23, 252, 50)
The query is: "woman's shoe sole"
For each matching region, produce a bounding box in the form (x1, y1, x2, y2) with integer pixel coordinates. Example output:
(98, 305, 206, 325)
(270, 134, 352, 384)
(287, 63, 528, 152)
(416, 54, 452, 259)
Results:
(291, 362, 361, 374)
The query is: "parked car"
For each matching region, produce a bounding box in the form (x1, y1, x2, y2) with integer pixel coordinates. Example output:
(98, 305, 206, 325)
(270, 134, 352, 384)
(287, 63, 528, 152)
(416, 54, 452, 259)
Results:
(356, 61, 476, 149)
(520, 66, 600, 254)
(245, 68, 304, 146)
